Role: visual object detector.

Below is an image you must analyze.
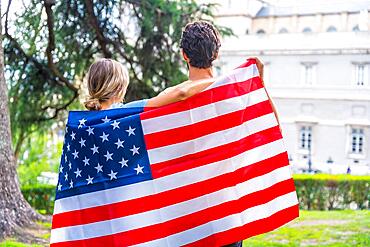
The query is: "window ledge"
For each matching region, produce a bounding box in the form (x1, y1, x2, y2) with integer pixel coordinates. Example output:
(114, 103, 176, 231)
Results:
(347, 153, 366, 160)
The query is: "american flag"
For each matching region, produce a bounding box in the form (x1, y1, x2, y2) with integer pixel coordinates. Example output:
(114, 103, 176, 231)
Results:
(50, 59, 299, 246)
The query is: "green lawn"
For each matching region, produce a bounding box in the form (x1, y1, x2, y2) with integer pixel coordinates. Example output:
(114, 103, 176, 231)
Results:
(1, 210, 369, 247)
(243, 210, 370, 247)
(0, 243, 40, 247)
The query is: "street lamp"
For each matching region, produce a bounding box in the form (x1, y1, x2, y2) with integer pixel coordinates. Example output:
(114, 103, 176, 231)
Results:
(307, 138, 312, 173)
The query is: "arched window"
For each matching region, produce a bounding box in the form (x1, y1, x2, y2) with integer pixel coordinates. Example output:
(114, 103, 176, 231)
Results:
(302, 27, 312, 33)
(256, 29, 266, 35)
(352, 25, 360, 32)
(326, 26, 337, 32)
(278, 28, 288, 33)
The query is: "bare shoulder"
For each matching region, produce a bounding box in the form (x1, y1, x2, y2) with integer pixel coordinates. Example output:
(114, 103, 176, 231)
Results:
(158, 80, 191, 96)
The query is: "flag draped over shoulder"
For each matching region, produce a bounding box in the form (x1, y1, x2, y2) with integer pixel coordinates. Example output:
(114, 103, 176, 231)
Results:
(51, 59, 299, 247)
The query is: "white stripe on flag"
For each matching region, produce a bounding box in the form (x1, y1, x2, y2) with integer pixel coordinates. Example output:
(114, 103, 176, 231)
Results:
(132, 192, 298, 247)
(147, 112, 278, 164)
(141, 86, 267, 135)
(50, 165, 294, 243)
(53, 138, 286, 215)
(203, 64, 259, 91)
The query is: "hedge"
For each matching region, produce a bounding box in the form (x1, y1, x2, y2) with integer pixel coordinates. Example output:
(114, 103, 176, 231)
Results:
(293, 174, 369, 210)
(21, 174, 369, 214)
(22, 184, 55, 215)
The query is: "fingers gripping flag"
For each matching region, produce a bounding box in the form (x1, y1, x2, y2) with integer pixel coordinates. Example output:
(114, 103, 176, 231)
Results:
(51, 59, 299, 246)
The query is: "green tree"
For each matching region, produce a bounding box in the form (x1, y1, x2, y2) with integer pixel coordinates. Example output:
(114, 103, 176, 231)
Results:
(0, 2, 43, 239)
(5, 0, 232, 162)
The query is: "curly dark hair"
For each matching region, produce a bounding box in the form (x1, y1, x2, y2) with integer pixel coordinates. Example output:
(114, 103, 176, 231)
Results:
(180, 21, 221, 69)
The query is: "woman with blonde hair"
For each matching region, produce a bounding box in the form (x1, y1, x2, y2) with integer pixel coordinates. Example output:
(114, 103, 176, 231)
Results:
(84, 58, 213, 111)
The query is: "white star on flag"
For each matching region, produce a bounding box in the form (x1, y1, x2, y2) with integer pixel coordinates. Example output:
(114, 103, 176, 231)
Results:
(69, 180, 74, 188)
(59, 165, 64, 173)
(126, 126, 136, 136)
(72, 150, 79, 159)
(82, 156, 90, 166)
(74, 168, 82, 178)
(119, 158, 129, 167)
(79, 138, 86, 147)
(78, 118, 87, 128)
(134, 164, 144, 175)
(111, 120, 120, 130)
(64, 173, 68, 181)
(70, 131, 76, 140)
(57, 184, 62, 191)
(68, 162, 72, 170)
(86, 175, 94, 185)
(100, 132, 109, 142)
(86, 126, 94, 135)
(94, 163, 103, 173)
(108, 170, 117, 180)
(90, 144, 99, 154)
(64, 155, 68, 162)
(101, 116, 111, 123)
(104, 151, 113, 161)
(66, 143, 70, 151)
(115, 139, 124, 149)
(130, 145, 140, 156)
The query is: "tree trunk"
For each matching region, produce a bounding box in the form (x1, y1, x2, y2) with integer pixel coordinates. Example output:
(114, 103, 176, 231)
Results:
(0, 4, 43, 240)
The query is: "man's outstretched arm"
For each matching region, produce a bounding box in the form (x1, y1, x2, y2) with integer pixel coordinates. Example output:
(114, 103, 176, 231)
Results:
(145, 57, 284, 134)
(146, 79, 215, 108)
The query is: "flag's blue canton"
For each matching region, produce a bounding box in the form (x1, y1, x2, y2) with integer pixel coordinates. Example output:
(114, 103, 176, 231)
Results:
(56, 107, 152, 200)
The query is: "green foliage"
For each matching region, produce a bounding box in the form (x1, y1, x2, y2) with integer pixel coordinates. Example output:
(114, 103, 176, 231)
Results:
(293, 174, 370, 210)
(4, 0, 232, 161)
(5, 0, 81, 148)
(21, 184, 56, 215)
(17, 133, 62, 187)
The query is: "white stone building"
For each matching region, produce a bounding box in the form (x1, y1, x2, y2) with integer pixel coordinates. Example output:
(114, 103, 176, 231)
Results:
(207, 0, 370, 174)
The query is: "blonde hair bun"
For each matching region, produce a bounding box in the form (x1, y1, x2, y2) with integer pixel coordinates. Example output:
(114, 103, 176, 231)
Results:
(84, 98, 102, 111)
(84, 58, 129, 111)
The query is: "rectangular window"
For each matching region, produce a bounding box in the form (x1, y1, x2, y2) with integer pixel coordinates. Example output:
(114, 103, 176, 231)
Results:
(301, 62, 317, 85)
(299, 126, 312, 150)
(352, 63, 369, 86)
(305, 65, 313, 85)
(355, 64, 365, 86)
(350, 128, 364, 154)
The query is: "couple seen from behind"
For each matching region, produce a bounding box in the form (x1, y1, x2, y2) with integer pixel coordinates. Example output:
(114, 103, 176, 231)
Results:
(83, 20, 278, 247)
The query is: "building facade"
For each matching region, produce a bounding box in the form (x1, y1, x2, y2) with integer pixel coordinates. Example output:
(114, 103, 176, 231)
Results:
(208, 0, 370, 174)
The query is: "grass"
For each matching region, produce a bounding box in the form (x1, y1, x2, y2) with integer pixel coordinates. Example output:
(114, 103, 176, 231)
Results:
(243, 210, 370, 247)
(0, 241, 41, 247)
(1, 210, 369, 247)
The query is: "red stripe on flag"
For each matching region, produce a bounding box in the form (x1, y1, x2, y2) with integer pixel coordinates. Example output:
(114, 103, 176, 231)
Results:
(144, 100, 272, 150)
(51, 151, 288, 229)
(151, 125, 283, 178)
(140, 75, 263, 120)
(184, 204, 299, 247)
(122, 179, 296, 246)
(50, 179, 296, 247)
(237, 58, 259, 69)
